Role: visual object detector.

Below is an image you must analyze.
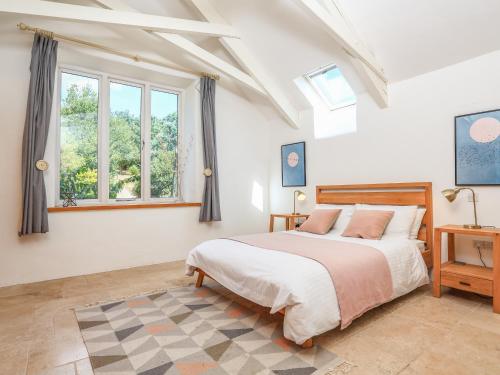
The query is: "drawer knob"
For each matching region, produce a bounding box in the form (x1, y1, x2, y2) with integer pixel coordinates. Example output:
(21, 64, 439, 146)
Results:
(459, 281, 471, 287)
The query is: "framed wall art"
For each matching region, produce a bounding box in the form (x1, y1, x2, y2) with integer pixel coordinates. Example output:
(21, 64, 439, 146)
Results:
(455, 109, 500, 185)
(281, 141, 306, 187)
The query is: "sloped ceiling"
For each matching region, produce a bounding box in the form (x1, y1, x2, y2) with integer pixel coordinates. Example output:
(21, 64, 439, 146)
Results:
(3, 0, 500, 113)
(339, 0, 500, 82)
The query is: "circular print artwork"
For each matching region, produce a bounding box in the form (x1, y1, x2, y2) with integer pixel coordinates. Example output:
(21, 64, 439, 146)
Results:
(287, 151, 299, 167)
(469, 117, 500, 143)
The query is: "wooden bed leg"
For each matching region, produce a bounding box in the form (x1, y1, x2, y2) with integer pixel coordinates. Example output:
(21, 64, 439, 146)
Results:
(301, 338, 313, 349)
(195, 270, 205, 288)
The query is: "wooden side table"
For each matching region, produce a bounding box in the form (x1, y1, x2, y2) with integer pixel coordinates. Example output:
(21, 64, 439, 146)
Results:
(269, 213, 309, 232)
(433, 225, 500, 313)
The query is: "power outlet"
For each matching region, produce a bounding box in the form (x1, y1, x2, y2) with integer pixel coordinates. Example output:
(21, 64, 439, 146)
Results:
(473, 240, 492, 249)
(468, 192, 479, 202)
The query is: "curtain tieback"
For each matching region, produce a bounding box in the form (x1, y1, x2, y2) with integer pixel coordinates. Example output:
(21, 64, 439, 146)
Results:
(203, 168, 213, 177)
(35, 160, 49, 171)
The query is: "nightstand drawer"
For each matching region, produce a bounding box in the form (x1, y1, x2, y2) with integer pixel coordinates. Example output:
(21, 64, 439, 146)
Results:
(441, 271, 493, 296)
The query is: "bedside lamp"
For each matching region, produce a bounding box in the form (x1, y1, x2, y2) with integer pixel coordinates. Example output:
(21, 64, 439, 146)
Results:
(293, 190, 306, 215)
(441, 187, 481, 229)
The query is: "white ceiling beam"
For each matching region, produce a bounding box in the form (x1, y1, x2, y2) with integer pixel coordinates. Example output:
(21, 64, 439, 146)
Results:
(298, 0, 384, 79)
(92, 0, 266, 96)
(320, 0, 361, 41)
(350, 57, 388, 108)
(297, 0, 388, 108)
(0, 0, 240, 39)
(155, 34, 267, 96)
(321, 0, 388, 107)
(187, 0, 301, 129)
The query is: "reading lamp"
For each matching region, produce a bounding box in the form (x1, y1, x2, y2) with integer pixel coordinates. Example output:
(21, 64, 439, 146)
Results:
(441, 187, 481, 229)
(293, 190, 306, 215)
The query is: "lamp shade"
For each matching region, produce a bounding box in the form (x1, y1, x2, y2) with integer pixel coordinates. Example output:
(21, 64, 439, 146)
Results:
(296, 191, 306, 201)
(441, 188, 458, 202)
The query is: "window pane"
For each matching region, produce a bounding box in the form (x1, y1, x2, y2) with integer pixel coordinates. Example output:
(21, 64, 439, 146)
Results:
(309, 66, 356, 110)
(150, 90, 178, 198)
(109, 82, 142, 199)
(60, 72, 99, 200)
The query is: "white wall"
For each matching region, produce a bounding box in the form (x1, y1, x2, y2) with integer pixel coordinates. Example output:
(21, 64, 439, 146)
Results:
(270, 51, 500, 266)
(3, 26, 500, 288)
(0, 34, 270, 287)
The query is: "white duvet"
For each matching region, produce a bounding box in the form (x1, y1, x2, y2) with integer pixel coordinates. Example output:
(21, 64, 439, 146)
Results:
(185, 231, 429, 345)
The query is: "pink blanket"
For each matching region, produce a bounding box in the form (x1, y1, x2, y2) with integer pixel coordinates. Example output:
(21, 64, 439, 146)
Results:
(229, 232, 393, 329)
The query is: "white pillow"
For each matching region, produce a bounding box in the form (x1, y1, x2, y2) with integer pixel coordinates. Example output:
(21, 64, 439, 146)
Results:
(316, 204, 355, 233)
(355, 204, 417, 237)
(409, 208, 426, 240)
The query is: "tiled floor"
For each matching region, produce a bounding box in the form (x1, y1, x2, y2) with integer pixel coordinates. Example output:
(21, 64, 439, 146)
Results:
(1, 261, 499, 375)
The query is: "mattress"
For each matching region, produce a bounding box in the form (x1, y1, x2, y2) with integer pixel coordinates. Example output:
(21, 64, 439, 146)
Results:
(185, 231, 429, 344)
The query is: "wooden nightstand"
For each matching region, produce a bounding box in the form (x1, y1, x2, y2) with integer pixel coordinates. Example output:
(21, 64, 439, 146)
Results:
(269, 213, 309, 232)
(433, 225, 500, 313)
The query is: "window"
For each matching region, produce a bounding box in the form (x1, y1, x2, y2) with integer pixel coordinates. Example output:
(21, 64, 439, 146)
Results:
(58, 68, 180, 205)
(150, 89, 179, 199)
(306, 64, 356, 110)
(109, 81, 143, 200)
(59, 72, 99, 200)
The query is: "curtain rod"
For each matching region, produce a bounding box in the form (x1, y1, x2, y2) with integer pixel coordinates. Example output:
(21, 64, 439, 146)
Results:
(16, 23, 220, 81)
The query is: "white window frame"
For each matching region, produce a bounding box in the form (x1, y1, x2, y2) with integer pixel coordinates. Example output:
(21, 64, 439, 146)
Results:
(56, 65, 184, 206)
(149, 86, 182, 201)
(305, 64, 356, 111)
(107, 77, 145, 202)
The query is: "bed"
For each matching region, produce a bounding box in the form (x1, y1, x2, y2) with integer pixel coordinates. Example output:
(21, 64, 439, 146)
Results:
(186, 182, 433, 347)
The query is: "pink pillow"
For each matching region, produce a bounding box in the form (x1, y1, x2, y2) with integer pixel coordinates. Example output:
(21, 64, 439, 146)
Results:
(342, 210, 394, 240)
(297, 209, 341, 235)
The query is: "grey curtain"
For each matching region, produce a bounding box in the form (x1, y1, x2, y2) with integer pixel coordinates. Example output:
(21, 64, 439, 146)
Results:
(19, 33, 58, 236)
(199, 77, 221, 222)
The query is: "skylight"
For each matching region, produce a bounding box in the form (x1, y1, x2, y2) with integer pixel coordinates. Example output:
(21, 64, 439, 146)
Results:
(306, 65, 356, 110)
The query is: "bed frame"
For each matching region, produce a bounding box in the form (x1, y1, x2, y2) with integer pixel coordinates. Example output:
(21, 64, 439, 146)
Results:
(316, 182, 433, 267)
(195, 182, 433, 348)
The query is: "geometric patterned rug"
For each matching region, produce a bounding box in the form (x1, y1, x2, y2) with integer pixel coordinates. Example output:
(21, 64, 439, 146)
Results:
(75, 285, 346, 374)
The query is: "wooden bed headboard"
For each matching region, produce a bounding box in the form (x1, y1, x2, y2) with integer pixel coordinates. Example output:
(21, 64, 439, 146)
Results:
(316, 182, 433, 268)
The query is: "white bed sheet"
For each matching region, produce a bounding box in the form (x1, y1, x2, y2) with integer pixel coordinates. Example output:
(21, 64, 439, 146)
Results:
(185, 231, 429, 345)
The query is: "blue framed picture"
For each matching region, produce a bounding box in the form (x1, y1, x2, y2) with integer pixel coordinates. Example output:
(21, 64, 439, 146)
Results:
(281, 142, 306, 187)
(455, 109, 500, 185)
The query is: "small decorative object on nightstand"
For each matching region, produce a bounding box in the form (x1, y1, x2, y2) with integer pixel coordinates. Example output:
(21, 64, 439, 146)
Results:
(269, 213, 309, 232)
(433, 225, 500, 313)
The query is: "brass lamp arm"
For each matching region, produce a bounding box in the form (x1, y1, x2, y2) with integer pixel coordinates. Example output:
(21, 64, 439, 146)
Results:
(292, 190, 306, 215)
(293, 190, 299, 215)
(456, 187, 479, 228)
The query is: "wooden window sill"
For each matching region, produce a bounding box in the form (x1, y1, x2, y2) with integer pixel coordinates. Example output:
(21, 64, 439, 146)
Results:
(48, 202, 202, 213)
